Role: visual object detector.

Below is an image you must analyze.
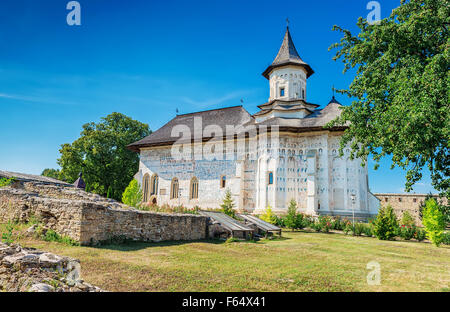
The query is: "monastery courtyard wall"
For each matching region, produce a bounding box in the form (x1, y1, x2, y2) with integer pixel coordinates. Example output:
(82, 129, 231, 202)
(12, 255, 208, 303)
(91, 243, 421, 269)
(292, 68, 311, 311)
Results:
(0, 182, 207, 245)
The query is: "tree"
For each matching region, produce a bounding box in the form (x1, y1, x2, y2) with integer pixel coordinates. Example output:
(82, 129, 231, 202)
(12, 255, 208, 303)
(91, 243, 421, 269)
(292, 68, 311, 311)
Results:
(57, 112, 150, 201)
(260, 206, 277, 225)
(221, 189, 236, 218)
(400, 211, 416, 227)
(284, 199, 298, 230)
(328, 0, 449, 198)
(122, 179, 143, 208)
(422, 198, 446, 246)
(373, 205, 399, 240)
(41, 168, 62, 181)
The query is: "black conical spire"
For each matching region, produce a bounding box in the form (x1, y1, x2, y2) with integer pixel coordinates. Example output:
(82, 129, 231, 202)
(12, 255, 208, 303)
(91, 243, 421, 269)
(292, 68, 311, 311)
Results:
(262, 26, 314, 79)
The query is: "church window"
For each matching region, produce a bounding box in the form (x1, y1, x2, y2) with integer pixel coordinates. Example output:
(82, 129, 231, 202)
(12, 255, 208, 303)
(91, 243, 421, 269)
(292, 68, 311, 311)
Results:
(190, 177, 199, 199)
(302, 89, 305, 99)
(170, 178, 179, 199)
(280, 87, 285, 97)
(150, 174, 158, 196)
(220, 175, 226, 188)
(268, 172, 274, 185)
(142, 174, 150, 202)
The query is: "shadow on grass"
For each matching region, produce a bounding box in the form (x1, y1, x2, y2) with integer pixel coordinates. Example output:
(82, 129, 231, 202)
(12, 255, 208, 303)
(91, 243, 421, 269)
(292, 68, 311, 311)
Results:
(95, 238, 227, 252)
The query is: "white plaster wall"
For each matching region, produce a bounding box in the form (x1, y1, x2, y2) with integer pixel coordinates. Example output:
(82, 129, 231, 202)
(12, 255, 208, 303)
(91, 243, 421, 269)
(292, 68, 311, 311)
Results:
(268, 66, 308, 101)
(137, 132, 379, 218)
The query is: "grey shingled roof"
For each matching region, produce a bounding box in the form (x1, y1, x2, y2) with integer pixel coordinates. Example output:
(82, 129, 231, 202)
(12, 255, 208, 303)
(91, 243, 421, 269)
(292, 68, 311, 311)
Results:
(128, 100, 346, 151)
(245, 102, 346, 130)
(127, 106, 254, 151)
(262, 27, 314, 79)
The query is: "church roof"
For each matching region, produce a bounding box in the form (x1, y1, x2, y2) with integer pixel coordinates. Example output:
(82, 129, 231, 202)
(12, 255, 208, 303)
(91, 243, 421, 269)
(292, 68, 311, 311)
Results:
(246, 101, 346, 130)
(262, 27, 314, 79)
(128, 99, 347, 152)
(127, 106, 254, 151)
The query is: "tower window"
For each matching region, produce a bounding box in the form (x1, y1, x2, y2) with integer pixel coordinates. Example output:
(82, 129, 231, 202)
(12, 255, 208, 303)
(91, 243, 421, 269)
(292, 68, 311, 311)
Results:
(280, 87, 285, 97)
(302, 89, 305, 99)
(268, 172, 274, 185)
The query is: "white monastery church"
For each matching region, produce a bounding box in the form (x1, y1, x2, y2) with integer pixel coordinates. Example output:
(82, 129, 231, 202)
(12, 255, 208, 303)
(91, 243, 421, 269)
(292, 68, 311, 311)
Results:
(128, 26, 380, 218)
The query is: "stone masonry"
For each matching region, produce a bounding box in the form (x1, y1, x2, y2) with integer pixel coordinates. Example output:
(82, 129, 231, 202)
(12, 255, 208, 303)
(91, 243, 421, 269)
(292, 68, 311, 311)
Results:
(0, 242, 102, 292)
(0, 182, 208, 245)
(375, 193, 448, 227)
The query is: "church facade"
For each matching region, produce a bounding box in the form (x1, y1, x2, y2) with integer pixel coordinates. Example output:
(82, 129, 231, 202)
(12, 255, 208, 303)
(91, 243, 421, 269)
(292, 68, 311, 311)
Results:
(128, 27, 380, 217)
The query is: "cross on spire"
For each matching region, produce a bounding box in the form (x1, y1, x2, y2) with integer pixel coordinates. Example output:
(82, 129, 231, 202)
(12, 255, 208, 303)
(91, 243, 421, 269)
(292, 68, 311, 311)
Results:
(286, 17, 289, 28)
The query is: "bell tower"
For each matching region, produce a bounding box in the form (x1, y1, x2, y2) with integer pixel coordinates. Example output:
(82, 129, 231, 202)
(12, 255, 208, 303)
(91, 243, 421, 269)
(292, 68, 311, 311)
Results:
(262, 26, 314, 102)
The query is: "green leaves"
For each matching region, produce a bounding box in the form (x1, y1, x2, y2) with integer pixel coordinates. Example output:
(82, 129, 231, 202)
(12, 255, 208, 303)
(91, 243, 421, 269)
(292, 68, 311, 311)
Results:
(57, 112, 150, 201)
(122, 179, 142, 208)
(422, 198, 446, 246)
(221, 189, 236, 218)
(328, 0, 450, 197)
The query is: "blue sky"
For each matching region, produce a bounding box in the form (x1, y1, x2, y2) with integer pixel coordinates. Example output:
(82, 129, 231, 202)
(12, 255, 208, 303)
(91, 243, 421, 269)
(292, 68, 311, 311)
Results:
(0, 0, 438, 194)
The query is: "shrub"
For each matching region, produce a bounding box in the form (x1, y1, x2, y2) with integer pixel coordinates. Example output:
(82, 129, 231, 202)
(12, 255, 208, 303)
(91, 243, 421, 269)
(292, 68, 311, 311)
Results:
(362, 223, 373, 237)
(221, 189, 236, 218)
(422, 198, 446, 246)
(400, 211, 416, 227)
(284, 200, 298, 230)
(442, 232, 450, 245)
(398, 225, 416, 240)
(260, 206, 276, 224)
(295, 213, 308, 230)
(1, 221, 16, 245)
(0, 177, 15, 188)
(373, 205, 399, 240)
(41, 229, 79, 246)
(415, 228, 426, 242)
(121, 179, 142, 208)
(273, 215, 285, 227)
(311, 216, 332, 233)
(331, 216, 345, 231)
(354, 223, 365, 236)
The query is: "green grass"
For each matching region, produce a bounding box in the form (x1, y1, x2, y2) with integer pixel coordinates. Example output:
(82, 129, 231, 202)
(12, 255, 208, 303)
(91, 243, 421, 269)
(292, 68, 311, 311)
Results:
(1, 224, 449, 292)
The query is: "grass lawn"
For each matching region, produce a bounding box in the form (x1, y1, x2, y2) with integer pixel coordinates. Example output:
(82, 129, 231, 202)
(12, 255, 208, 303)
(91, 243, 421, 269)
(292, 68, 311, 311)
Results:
(3, 225, 449, 292)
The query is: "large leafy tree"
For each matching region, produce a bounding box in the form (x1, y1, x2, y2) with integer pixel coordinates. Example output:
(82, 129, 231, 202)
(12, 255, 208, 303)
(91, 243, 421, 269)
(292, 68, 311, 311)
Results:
(58, 112, 150, 201)
(328, 0, 449, 197)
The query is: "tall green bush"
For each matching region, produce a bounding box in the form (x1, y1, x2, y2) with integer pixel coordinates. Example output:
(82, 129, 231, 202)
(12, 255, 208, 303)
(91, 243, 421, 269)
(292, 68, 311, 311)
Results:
(121, 179, 142, 208)
(373, 205, 399, 240)
(221, 189, 236, 218)
(400, 211, 415, 227)
(260, 206, 277, 224)
(284, 200, 298, 230)
(422, 198, 446, 247)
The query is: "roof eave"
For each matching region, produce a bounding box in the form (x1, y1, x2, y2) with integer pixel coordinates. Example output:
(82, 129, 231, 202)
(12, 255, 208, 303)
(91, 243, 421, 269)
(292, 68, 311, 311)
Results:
(262, 62, 314, 80)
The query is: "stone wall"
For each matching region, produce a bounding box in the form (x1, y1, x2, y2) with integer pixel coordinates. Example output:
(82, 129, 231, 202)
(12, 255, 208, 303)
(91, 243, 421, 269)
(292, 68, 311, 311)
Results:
(375, 193, 448, 226)
(0, 182, 208, 245)
(0, 242, 102, 292)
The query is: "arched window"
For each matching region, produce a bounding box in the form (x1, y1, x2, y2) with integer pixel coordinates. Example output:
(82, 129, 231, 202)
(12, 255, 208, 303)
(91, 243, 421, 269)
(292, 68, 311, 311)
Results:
(190, 177, 199, 199)
(220, 175, 226, 188)
(150, 174, 158, 196)
(142, 174, 150, 202)
(268, 172, 274, 185)
(170, 178, 179, 199)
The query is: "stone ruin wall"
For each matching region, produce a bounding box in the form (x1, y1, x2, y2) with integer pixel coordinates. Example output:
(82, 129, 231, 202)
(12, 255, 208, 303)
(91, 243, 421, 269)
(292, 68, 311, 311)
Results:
(0, 182, 208, 245)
